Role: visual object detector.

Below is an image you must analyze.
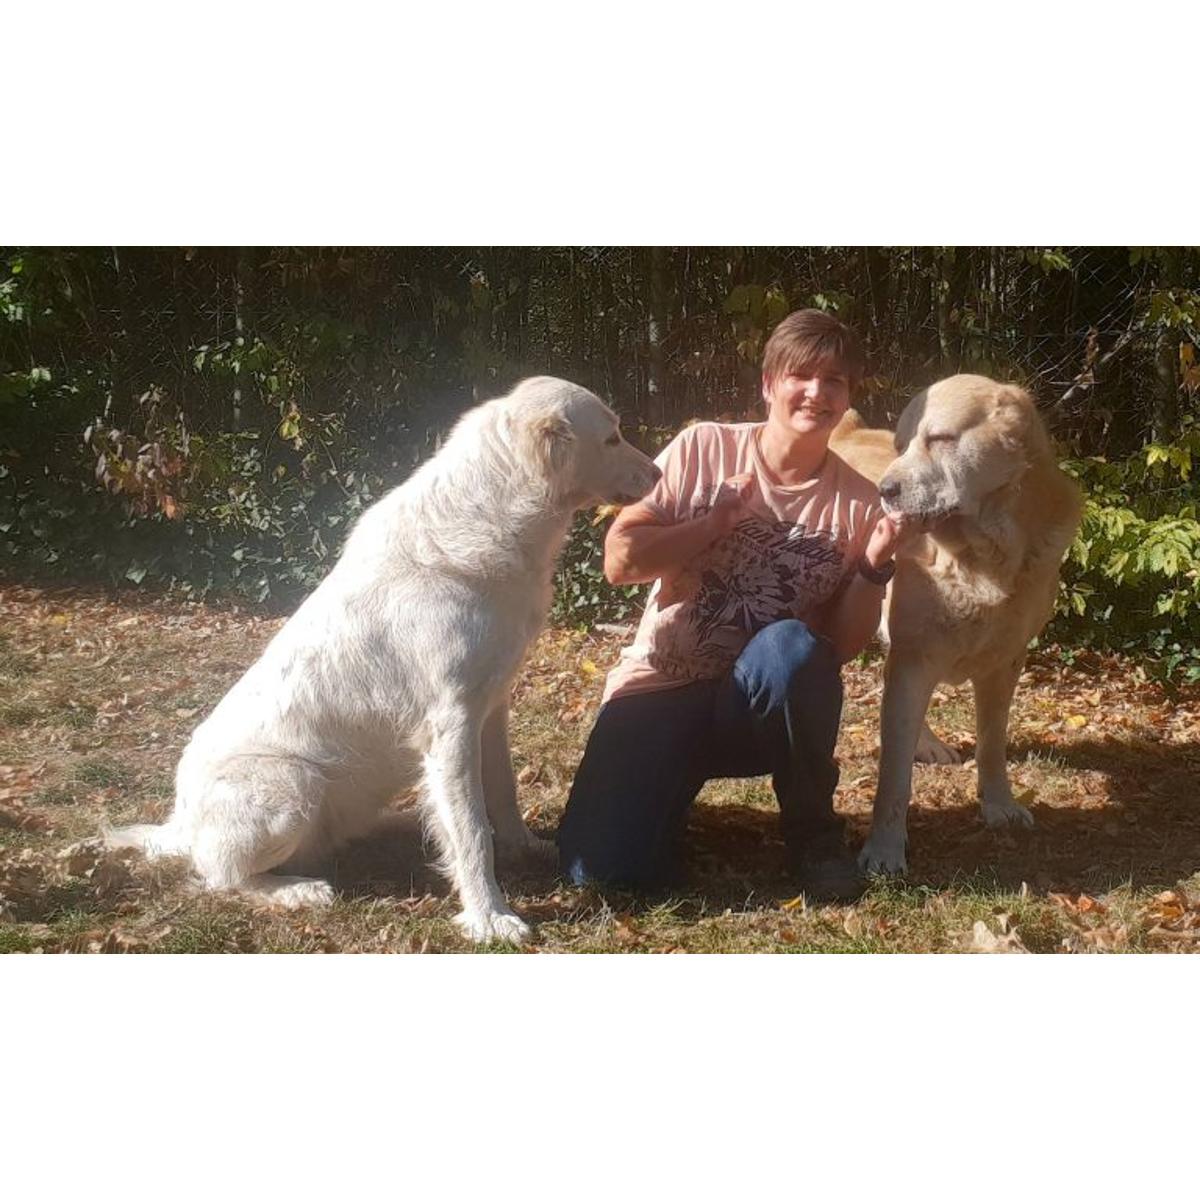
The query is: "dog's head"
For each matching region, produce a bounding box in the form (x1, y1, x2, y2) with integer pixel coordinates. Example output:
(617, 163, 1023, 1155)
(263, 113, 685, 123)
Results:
(877, 375, 1049, 526)
(507, 376, 661, 508)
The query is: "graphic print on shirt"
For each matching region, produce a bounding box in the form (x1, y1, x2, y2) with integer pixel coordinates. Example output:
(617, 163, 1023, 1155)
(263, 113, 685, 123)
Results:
(650, 486, 850, 680)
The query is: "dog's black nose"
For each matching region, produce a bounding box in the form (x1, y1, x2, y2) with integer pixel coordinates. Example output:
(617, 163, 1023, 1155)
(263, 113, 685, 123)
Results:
(879, 479, 901, 504)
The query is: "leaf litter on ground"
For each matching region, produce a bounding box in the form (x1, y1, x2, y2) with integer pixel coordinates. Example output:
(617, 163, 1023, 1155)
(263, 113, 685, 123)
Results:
(2, 582, 1199, 953)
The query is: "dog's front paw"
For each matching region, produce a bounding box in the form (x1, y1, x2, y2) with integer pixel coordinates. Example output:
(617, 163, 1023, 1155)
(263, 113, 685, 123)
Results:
(858, 831, 908, 875)
(915, 725, 962, 765)
(981, 796, 1035, 829)
(454, 908, 533, 945)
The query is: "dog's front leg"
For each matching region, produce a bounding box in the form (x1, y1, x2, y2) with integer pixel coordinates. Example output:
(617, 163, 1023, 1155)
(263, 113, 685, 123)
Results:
(424, 713, 531, 945)
(972, 660, 1032, 829)
(481, 703, 555, 870)
(860, 656, 938, 875)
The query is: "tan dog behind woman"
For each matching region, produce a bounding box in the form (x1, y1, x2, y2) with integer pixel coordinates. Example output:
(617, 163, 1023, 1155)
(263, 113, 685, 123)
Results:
(830, 375, 1082, 874)
(107, 377, 660, 943)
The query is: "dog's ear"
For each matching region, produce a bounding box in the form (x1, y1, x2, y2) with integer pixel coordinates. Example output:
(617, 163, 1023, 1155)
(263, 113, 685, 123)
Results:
(895, 389, 928, 452)
(990, 384, 1050, 458)
(529, 412, 576, 472)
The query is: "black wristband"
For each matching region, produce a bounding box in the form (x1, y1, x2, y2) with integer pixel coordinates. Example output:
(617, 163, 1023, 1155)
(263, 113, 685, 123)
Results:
(857, 556, 896, 586)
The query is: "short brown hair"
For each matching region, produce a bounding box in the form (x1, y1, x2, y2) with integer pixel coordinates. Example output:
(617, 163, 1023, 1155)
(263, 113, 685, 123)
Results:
(761, 308, 866, 392)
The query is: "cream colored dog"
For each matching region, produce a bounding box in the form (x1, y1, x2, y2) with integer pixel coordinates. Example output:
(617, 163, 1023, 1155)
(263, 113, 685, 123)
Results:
(831, 375, 1082, 874)
(107, 377, 660, 943)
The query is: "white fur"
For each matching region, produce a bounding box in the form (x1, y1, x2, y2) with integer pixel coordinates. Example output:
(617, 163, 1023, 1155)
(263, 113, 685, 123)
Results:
(107, 377, 660, 942)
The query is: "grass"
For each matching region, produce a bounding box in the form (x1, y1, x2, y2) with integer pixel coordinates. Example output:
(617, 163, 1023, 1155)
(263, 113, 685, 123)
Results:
(1, 581, 1198, 954)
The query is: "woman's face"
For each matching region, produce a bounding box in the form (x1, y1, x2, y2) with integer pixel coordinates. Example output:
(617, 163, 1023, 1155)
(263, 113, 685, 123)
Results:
(762, 358, 853, 441)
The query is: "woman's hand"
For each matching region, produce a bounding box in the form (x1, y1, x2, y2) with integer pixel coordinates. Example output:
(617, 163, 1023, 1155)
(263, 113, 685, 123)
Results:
(864, 512, 903, 569)
(708, 473, 757, 536)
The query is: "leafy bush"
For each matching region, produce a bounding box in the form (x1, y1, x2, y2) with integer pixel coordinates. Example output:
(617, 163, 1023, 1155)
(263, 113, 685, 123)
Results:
(551, 512, 647, 628)
(1050, 429, 1200, 682)
(1, 407, 382, 607)
(7, 247, 1200, 679)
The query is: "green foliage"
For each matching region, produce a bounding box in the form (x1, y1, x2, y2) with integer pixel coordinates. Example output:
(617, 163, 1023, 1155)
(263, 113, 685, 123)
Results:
(551, 512, 647, 628)
(1024, 247, 1073, 274)
(1, 401, 382, 605)
(6, 245, 1200, 681)
(724, 283, 790, 366)
(1052, 432, 1200, 683)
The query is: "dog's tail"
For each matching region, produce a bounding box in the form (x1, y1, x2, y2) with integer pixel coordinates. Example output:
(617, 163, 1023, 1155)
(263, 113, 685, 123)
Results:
(102, 818, 188, 860)
(830, 408, 866, 443)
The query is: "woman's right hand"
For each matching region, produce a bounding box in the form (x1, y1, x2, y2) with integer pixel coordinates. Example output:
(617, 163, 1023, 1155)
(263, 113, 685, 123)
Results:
(708, 473, 756, 535)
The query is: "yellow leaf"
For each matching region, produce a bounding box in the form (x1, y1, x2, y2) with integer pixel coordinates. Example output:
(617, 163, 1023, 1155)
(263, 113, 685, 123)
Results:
(592, 503, 621, 525)
(579, 659, 598, 677)
(1065, 714, 1088, 729)
(780, 895, 806, 911)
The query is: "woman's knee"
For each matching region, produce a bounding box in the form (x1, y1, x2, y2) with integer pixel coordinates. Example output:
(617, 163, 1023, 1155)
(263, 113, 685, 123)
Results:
(736, 619, 841, 704)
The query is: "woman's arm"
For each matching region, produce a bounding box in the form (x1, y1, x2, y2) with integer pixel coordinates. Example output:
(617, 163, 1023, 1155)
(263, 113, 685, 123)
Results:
(811, 573, 887, 664)
(809, 514, 901, 663)
(604, 475, 755, 586)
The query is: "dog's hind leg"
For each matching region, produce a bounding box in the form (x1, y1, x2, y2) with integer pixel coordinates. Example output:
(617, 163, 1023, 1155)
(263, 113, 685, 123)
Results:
(422, 711, 531, 944)
(480, 704, 555, 872)
(233, 873, 335, 908)
(972, 660, 1032, 829)
(186, 758, 336, 909)
(914, 720, 963, 765)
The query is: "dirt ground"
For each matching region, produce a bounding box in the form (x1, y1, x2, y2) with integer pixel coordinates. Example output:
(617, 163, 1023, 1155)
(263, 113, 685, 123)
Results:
(2, 582, 1198, 952)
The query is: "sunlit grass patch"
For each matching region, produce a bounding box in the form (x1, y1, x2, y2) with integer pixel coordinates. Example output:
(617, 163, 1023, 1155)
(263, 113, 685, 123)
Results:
(2, 584, 1198, 954)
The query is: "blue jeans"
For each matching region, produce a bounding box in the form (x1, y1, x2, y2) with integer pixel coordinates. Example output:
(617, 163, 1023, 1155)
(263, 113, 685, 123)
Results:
(557, 619, 845, 887)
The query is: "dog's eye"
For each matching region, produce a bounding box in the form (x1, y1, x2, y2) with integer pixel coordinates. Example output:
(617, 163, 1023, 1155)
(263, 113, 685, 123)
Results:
(605, 434, 621, 446)
(926, 432, 958, 446)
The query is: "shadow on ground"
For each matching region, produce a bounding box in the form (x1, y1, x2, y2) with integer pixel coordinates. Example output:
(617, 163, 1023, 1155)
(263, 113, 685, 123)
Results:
(321, 732, 1200, 917)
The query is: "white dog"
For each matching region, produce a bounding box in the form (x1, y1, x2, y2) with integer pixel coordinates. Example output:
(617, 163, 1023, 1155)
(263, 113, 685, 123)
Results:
(108, 377, 660, 943)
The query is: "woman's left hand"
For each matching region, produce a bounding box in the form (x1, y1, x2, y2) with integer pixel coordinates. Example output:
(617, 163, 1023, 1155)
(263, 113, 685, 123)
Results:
(864, 513, 903, 569)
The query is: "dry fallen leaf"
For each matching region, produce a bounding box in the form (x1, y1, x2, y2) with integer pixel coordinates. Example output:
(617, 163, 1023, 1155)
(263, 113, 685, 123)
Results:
(1146, 891, 1189, 925)
(58, 840, 103, 877)
(1079, 923, 1129, 951)
(613, 915, 640, 944)
(0, 805, 52, 832)
(592, 504, 622, 525)
(970, 919, 1029, 953)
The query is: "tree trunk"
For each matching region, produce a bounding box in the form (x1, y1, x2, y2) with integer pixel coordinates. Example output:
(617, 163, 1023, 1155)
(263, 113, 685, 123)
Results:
(1152, 248, 1183, 442)
(570, 247, 586, 381)
(645, 246, 669, 425)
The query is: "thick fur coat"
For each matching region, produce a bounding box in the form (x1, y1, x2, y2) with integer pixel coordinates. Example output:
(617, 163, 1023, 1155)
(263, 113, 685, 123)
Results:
(108, 377, 660, 942)
(831, 374, 1082, 873)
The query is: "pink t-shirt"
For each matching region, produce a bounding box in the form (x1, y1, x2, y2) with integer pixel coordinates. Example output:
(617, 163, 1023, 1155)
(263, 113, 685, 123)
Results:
(603, 421, 883, 703)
